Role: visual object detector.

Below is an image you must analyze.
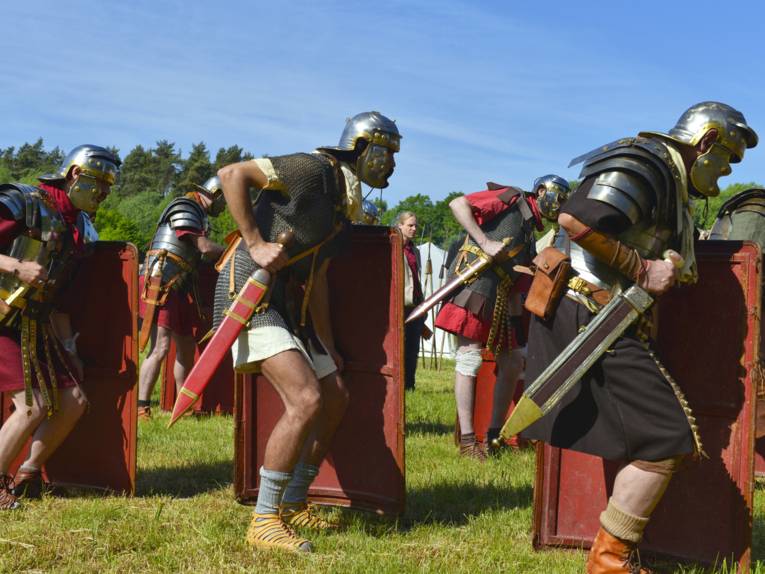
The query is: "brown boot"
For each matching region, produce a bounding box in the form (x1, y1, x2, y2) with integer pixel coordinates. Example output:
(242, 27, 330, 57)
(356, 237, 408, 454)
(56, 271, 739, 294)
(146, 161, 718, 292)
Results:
(137, 405, 152, 421)
(12, 467, 44, 499)
(586, 527, 651, 574)
(0, 474, 20, 510)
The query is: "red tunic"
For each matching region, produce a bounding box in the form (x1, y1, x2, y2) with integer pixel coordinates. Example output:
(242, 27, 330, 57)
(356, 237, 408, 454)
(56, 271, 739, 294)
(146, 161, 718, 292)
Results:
(435, 187, 536, 346)
(0, 185, 82, 393)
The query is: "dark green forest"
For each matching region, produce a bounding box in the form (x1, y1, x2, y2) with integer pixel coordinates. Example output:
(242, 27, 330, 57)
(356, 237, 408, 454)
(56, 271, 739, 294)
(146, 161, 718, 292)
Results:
(1, 139, 760, 253)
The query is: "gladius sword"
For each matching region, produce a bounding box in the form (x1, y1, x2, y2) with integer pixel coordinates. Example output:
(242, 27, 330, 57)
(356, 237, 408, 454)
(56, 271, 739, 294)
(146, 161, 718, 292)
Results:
(168, 230, 293, 427)
(405, 238, 524, 325)
(499, 251, 683, 440)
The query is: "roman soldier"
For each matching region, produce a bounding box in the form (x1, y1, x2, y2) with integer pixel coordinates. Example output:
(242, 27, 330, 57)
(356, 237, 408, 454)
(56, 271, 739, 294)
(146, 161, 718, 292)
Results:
(523, 102, 757, 572)
(434, 175, 570, 459)
(214, 111, 400, 552)
(0, 145, 119, 509)
(708, 187, 765, 246)
(136, 176, 226, 419)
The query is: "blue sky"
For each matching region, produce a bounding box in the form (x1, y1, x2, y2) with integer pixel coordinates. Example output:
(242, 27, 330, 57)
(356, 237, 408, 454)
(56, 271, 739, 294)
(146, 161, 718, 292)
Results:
(2, 1, 764, 205)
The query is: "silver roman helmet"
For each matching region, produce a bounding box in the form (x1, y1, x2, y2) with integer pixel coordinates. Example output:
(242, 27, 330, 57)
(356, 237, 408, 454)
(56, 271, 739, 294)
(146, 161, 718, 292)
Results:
(193, 175, 226, 216)
(641, 101, 758, 197)
(533, 174, 570, 221)
(321, 111, 401, 189)
(39, 144, 120, 213)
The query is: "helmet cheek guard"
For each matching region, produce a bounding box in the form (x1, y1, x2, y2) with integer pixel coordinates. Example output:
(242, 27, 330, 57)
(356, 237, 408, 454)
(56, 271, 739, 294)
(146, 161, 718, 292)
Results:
(317, 111, 401, 189)
(39, 144, 120, 213)
(193, 175, 226, 216)
(639, 101, 758, 198)
(533, 174, 571, 221)
(357, 144, 396, 189)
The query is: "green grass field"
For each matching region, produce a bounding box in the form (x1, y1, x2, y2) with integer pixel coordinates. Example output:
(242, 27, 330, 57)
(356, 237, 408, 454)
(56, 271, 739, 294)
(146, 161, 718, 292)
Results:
(0, 363, 761, 573)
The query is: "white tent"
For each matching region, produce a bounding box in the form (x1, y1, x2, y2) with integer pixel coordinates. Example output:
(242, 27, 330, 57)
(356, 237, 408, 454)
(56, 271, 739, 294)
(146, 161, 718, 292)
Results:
(415, 241, 456, 361)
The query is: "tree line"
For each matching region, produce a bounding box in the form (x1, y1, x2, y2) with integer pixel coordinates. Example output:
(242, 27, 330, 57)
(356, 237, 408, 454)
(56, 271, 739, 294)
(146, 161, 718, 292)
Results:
(1, 139, 760, 253)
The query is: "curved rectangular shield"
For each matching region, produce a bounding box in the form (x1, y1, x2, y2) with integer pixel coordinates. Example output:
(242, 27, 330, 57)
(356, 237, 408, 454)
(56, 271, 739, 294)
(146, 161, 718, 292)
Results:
(533, 241, 761, 569)
(1, 241, 139, 494)
(234, 226, 406, 514)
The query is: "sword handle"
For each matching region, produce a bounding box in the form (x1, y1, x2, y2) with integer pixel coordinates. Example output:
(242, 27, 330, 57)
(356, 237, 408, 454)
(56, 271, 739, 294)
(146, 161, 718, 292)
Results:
(276, 230, 295, 248)
(662, 249, 684, 269)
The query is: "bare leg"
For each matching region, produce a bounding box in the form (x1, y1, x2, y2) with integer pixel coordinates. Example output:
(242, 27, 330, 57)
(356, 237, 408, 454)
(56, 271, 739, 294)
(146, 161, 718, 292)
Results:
(302, 370, 349, 466)
(138, 325, 172, 402)
(172, 332, 197, 391)
(611, 462, 672, 518)
(489, 347, 524, 430)
(455, 337, 482, 436)
(21, 385, 88, 469)
(260, 350, 323, 472)
(0, 390, 46, 474)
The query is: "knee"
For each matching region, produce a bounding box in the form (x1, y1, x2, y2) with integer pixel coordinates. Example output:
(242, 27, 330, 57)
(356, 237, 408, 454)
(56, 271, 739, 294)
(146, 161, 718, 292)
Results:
(292, 385, 323, 423)
(455, 347, 482, 377)
(152, 340, 171, 359)
(68, 387, 89, 417)
(22, 403, 47, 426)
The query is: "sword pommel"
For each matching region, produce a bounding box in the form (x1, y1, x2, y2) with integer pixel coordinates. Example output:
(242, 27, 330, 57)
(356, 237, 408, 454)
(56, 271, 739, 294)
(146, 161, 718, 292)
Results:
(276, 230, 295, 248)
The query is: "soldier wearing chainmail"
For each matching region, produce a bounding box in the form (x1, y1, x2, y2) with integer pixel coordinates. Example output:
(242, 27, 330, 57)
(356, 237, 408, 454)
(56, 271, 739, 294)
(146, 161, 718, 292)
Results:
(522, 102, 757, 573)
(0, 145, 119, 510)
(434, 176, 569, 459)
(216, 111, 400, 553)
(136, 177, 225, 420)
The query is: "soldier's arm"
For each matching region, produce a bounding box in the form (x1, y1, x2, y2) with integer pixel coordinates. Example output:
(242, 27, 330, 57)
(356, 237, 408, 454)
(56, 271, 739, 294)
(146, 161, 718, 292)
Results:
(218, 160, 287, 273)
(188, 235, 225, 261)
(49, 311, 84, 380)
(308, 258, 343, 371)
(449, 195, 505, 257)
(558, 175, 677, 295)
(0, 205, 46, 283)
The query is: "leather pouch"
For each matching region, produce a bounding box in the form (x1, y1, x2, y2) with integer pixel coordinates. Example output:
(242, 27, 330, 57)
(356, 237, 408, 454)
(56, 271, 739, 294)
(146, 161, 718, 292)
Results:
(524, 246, 571, 320)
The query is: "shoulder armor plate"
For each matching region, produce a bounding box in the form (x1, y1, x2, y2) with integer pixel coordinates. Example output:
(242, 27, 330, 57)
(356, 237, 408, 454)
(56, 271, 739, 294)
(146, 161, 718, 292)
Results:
(159, 198, 207, 232)
(716, 188, 765, 219)
(575, 137, 677, 228)
(0, 183, 39, 222)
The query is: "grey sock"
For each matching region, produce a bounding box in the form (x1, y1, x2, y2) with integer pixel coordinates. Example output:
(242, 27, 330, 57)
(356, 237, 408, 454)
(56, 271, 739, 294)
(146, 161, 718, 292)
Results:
(281, 462, 320, 505)
(255, 466, 292, 515)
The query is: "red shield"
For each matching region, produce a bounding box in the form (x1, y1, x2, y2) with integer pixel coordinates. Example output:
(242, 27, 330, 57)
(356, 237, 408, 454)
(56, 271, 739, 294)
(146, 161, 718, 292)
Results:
(533, 241, 761, 568)
(234, 226, 405, 514)
(1, 241, 139, 494)
(159, 263, 234, 414)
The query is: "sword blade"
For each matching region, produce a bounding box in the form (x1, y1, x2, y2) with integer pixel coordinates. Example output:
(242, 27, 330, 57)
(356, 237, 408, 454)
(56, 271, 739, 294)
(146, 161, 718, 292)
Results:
(500, 284, 654, 439)
(405, 256, 493, 324)
(168, 269, 271, 427)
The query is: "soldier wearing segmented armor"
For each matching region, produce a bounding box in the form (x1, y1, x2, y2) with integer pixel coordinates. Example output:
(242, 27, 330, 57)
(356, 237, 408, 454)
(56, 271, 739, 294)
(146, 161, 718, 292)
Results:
(708, 188, 765, 439)
(136, 176, 226, 420)
(522, 102, 757, 573)
(215, 111, 400, 553)
(0, 145, 119, 510)
(434, 176, 570, 459)
(708, 187, 765, 246)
